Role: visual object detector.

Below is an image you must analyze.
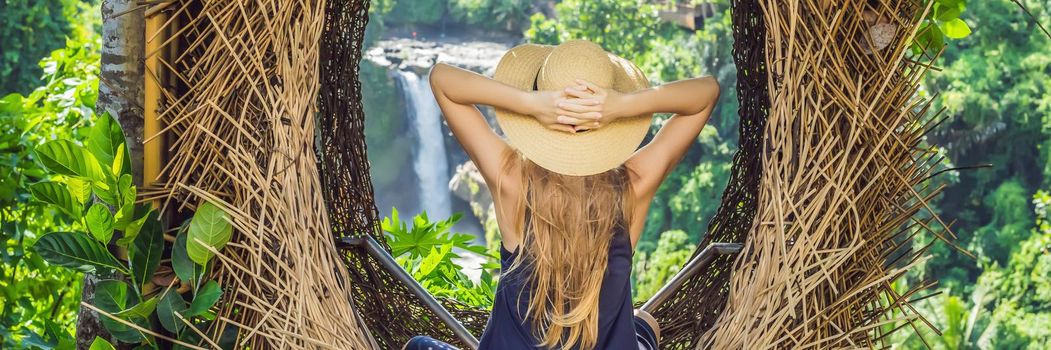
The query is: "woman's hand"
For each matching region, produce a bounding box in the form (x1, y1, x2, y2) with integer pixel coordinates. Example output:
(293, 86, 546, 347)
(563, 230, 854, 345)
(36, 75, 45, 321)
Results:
(559, 79, 631, 132)
(526, 90, 580, 133)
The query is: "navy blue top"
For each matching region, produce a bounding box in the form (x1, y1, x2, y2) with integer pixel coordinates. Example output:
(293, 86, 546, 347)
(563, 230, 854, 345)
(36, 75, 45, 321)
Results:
(477, 205, 637, 349)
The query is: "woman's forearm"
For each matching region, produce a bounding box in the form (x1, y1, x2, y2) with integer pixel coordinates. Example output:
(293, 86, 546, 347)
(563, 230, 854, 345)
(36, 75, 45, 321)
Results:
(429, 62, 534, 116)
(618, 76, 720, 117)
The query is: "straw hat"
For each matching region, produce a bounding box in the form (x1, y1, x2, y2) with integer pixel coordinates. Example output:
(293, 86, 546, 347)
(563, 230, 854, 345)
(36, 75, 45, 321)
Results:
(492, 39, 652, 176)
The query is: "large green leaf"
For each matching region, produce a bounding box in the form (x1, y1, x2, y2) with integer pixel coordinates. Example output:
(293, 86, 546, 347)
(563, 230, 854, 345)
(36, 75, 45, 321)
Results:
(187, 280, 222, 317)
(186, 202, 232, 265)
(34, 139, 109, 181)
(941, 18, 971, 39)
(95, 280, 146, 344)
(29, 181, 82, 217)
(157, 288, 188, 334)
(418, 244, 451, 278)
(95, 280, 131, 313)
(85, 203, 114, 243)
(129, 211, 163, 290)
(32, 232, 125, 274)
(64, 177, 93, 204)
(86, 112, 132, 176)
(173, 230, 206, 290)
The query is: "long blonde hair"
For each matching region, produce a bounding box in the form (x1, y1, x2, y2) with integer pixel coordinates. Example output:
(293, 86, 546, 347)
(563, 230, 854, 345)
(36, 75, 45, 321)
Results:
(496, 147, 636, 350)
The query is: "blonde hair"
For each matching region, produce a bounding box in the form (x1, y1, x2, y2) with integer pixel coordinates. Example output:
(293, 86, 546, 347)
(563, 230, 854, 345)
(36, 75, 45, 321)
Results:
(496, 147, 636, 350)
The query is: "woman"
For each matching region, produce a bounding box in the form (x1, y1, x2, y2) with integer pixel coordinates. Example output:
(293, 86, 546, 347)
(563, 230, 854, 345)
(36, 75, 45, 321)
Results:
(406, 39, 720, 350)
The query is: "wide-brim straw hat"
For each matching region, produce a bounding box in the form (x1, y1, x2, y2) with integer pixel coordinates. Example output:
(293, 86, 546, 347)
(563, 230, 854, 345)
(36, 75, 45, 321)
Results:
(492, 39, 652, 176)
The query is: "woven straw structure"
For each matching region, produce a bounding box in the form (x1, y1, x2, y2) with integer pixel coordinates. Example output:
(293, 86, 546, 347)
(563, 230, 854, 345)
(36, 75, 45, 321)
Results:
(143, 0, 376, 348)
(645, 0, 771, 347)
(698, 0, 955, 348)
(141, 0, 957, 348)
(316, 0, 489, 348)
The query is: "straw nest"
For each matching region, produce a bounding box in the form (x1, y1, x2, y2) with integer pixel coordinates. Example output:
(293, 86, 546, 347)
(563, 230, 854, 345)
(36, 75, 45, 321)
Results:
(144, 0, 376, 348)
(698, 0, 961, 348)
(138, 0, 961, 348)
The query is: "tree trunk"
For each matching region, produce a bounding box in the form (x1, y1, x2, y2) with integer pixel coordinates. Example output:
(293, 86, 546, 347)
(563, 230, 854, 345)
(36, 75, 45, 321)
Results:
(76, 0, 144, 349)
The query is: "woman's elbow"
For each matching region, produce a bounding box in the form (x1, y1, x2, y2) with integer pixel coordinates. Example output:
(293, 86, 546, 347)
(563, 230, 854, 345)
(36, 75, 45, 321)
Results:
(704, 76, 721, 101)
(689, 76, 720, 115)
(428, 63, 449, 92)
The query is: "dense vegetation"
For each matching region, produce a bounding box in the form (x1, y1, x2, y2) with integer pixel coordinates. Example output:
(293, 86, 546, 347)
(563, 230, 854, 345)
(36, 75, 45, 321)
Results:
(0, 0, 1047, 348)
(2, 3, 234, 349)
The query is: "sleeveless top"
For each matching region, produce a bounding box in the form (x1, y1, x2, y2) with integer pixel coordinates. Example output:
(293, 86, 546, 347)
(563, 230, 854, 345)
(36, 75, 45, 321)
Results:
(477, 195, 637, 349)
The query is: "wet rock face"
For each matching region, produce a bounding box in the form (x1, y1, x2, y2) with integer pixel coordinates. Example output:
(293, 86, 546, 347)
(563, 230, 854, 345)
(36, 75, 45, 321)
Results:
(364, 37, 512, 76)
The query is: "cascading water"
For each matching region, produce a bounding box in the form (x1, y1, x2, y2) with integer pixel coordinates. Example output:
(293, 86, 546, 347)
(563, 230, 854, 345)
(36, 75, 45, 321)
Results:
(393, 69, 452, 221)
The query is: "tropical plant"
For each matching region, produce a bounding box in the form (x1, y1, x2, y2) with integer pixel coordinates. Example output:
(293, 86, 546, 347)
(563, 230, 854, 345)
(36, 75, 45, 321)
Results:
(382, 207, 498, 308)
(0, 28, 101, 349)
(24, 111, 235, 348)
(631, 229, 696, 302)
(914, 0, 973, 55)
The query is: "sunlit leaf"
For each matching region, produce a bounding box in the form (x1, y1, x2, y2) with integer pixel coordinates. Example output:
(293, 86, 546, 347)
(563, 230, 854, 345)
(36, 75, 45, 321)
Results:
(86, 112, 131, 176)
(85, 203, 114, 243)
(941, 18, 971, 39)
(29, 181, 82, 217)
(117, 205, 152, 246)
(186, 201, 232, 265)
(64, 177, 92, 204)
(34, 139, 109, 181)
(418, 244, 451, 277)
(112, 175, 136, 230)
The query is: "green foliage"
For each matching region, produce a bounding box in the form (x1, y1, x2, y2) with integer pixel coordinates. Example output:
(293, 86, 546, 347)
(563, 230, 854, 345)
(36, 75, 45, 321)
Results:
(172, 231, 207, 291)
(32, 231, 125, 274)
(895, 189, 1051, 349)
(0, 20, 100, 348)
(917, 0, 1050, 297)
(0, 0, 88, 95)
(382, 207, 498, 308)
(13, 109, 232, 348)
(914, 0, 973, 55)
(383, 207, 486, 258)
(364, 0, 534, 47)
(631, 230, 696, 302)
(524, 0, 672, 66)
(187, 280, 222, 317)
(969, 180, 1034, 266)
(185, 202, 232, 265)
(448, 0, 532, 32)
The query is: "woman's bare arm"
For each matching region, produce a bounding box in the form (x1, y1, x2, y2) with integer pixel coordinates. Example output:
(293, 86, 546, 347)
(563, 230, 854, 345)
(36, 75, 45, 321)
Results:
(623, 76, 721, 195)
(428, 62, 585, 184)
(561, 76, 720, 193)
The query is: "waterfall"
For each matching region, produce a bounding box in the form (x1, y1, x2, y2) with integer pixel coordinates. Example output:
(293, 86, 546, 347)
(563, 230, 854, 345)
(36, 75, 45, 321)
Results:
(394, 69, 452, 221)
